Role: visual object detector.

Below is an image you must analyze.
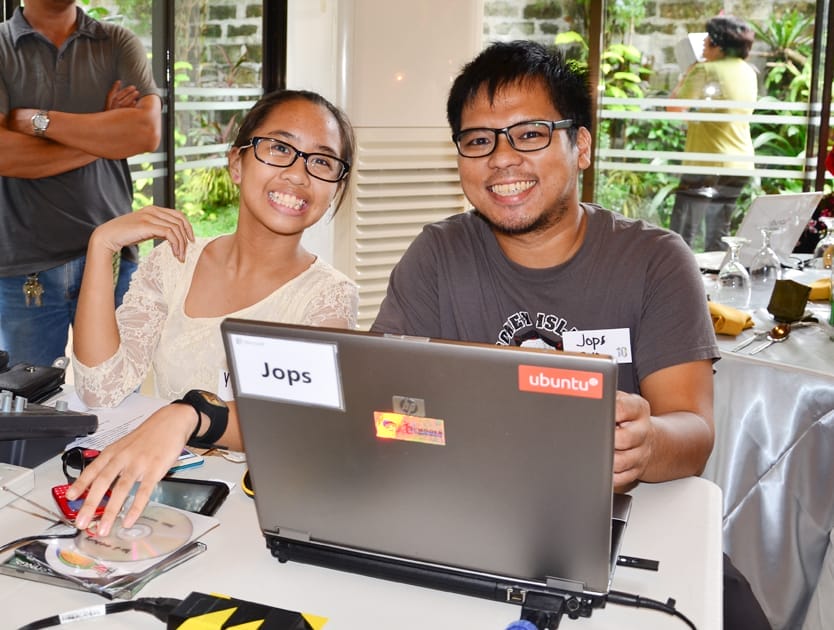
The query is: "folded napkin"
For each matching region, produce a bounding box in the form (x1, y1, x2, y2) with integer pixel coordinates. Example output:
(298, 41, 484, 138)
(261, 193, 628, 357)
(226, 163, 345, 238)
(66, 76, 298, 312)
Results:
(807, 276, 832, 301)
(709, 301, 754, 336)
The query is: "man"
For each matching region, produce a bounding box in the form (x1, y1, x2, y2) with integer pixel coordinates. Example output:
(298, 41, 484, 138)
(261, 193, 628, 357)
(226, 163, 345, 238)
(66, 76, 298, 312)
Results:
(372, 40, 770, 629)
(373, 40, 717, 491)
(0, 0, 162, 366)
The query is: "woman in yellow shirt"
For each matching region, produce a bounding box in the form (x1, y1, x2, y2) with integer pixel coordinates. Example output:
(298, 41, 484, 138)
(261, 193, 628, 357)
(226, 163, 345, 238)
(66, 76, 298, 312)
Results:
(668, 15, 757, 252)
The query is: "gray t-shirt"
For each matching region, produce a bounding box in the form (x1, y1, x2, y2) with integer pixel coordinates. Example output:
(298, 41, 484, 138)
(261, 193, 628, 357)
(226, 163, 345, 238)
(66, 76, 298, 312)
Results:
(0, 7, 161, 275)
(371, 205, 720, 394)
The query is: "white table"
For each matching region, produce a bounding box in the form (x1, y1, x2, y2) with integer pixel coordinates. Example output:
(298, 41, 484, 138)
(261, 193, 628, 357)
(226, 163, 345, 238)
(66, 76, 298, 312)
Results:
(706, 294, 834, 630)
(1, 444, 722, 629)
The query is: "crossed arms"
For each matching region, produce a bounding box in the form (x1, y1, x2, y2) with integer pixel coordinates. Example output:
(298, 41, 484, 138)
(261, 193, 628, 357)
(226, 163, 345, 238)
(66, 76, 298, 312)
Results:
(0, 80, 161, 179)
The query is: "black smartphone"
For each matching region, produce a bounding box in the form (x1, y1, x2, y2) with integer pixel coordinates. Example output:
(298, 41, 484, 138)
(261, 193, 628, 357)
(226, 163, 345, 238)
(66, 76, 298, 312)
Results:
(149, 477, 230, 516)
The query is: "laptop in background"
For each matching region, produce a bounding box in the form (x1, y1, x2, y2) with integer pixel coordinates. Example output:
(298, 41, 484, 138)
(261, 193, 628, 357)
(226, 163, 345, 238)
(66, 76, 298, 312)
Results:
(728, 191, 823, 268)
(222, 319, 631, 619)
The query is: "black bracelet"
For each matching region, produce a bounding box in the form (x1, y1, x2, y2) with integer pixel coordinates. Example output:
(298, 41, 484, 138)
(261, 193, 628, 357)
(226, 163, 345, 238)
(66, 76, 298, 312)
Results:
(171, 389, 229, 448)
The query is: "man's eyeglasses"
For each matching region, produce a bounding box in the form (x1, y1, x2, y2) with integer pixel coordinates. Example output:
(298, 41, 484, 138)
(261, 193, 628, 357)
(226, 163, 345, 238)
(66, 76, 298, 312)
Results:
(452, 119, 574, 158)
(239, 136, 350, 183)
(61, 447, 99, 483)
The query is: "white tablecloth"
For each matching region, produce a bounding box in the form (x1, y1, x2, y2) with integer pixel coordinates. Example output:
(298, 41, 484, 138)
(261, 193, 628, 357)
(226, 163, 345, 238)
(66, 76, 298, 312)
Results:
(706, 295, 834, 630)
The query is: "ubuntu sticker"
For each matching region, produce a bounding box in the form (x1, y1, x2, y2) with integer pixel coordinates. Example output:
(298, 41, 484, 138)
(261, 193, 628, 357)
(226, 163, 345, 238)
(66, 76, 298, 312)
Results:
(518, 365, 604, 399)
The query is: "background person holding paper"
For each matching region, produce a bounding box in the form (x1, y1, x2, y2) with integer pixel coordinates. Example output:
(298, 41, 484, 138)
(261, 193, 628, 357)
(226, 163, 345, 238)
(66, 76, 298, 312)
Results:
(667, 15, 757, 252)
(68, 89, 358, 535)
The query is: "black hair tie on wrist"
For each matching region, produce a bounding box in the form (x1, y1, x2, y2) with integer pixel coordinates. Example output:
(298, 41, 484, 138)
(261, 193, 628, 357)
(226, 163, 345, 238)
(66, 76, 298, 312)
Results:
(171, 389, 229, 448)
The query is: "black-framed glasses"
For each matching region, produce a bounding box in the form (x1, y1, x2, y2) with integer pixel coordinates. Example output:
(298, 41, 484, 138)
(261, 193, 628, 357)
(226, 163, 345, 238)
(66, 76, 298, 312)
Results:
(452, 119, 574, 158)
(61, 447, 100, 483)
(239, 136, 350, 182)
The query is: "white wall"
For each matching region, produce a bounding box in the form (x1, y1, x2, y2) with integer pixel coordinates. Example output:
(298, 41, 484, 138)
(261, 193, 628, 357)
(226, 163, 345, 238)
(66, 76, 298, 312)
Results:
(287, 0, 483, 265)
(286, 0, 343, 263)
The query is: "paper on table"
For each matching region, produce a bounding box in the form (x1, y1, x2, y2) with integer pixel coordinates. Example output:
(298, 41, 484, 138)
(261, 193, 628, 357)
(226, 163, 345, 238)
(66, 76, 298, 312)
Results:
(53, 390, 167, 450)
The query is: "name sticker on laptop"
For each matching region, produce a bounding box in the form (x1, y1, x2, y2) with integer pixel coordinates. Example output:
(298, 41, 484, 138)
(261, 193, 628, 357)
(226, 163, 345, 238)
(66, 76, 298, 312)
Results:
(562, 328, 632, 364)
(227, 333, 344, 409)
(374, 412, 446, 446)
(518, 365, 605, 399)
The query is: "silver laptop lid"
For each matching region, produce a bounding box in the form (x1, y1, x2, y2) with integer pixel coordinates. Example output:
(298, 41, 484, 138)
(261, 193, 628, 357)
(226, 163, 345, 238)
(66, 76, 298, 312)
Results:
(730, 191, 823, 267)
(222, 319, 620, 596)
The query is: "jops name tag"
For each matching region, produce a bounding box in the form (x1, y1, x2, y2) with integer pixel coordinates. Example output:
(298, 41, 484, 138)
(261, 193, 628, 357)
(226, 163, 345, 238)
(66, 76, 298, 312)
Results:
(562, 328, 632, 364)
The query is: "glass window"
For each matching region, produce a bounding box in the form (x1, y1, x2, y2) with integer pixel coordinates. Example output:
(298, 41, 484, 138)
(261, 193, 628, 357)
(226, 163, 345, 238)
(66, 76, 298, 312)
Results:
(77, 1, 267, 238)
(483, 1, 833, 252)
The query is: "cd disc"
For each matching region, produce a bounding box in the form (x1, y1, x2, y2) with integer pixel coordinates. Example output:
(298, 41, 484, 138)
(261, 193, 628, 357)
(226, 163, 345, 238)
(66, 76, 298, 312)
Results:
(77, 504, 193, 562)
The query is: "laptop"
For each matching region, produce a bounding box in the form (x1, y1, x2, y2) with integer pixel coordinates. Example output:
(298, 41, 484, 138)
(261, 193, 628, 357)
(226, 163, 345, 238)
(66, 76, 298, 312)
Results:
(726, 191, 823, 268)
(221, 318, 631, 619)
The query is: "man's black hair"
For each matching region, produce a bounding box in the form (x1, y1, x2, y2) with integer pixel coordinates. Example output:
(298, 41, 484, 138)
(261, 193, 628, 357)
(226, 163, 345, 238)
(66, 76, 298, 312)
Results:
(446, 40, 592, 143)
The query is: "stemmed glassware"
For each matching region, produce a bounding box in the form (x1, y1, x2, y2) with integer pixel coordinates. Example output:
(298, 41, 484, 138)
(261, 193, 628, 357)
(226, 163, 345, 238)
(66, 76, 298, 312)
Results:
(811, 216, 834, 269)
(715, 236, 751, 309)
(749, 226, 782, 308)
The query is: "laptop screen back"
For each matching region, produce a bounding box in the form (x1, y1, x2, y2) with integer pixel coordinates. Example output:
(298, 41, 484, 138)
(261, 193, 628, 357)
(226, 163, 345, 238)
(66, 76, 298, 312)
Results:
(731, 192, 823, 267)
(222, 319, 621, 596)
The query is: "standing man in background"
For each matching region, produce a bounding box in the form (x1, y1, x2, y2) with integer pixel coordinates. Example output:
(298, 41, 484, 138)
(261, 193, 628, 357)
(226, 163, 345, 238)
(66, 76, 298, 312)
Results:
(667, 15, 757, 252)
(0, 0, 161, 366)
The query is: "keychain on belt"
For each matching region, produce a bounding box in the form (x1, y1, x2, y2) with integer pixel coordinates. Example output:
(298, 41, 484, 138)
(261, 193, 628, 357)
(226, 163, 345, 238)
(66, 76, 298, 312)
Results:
(22, 273, 43, 307)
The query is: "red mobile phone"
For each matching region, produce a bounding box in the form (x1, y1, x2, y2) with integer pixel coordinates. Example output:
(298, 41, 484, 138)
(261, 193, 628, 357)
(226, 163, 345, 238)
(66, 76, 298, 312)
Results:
(51, 483, 110, 521)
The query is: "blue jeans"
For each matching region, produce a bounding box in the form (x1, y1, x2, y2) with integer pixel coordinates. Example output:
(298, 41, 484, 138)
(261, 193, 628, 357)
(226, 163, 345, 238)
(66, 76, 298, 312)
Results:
(0, 255, 137, 366)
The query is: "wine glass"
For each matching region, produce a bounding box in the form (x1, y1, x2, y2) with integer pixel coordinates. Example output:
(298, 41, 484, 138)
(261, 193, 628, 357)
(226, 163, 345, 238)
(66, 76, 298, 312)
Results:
(715, 236, 751, 309)
(749, 226, 782, 308)
(811, 216, 834, 269)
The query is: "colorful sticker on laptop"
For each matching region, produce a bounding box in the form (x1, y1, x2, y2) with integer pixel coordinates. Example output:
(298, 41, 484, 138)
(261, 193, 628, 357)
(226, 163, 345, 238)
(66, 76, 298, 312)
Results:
(374, 411, 446, 446)
(518, 365, 604, 399)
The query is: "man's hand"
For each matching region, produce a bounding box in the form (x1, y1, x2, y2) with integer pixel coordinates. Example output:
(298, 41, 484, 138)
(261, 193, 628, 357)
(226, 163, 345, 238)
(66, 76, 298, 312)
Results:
(612, 391, 654, 491)
(613, 360, 715, 491)
(67, 403, 199, 536)
(106, 80, 141, 110)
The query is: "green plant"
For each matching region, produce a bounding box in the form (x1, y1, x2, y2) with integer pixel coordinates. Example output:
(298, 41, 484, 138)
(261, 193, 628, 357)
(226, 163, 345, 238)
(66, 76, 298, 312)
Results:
(748, 11, 819, 196)
(555, 31, 652, 151)
(751, 9, 813, 97)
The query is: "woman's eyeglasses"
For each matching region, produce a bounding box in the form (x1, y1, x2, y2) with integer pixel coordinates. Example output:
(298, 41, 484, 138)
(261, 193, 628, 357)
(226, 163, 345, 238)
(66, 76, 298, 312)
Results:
(239, 137, 350, 183)
(61, 447, 100, 483)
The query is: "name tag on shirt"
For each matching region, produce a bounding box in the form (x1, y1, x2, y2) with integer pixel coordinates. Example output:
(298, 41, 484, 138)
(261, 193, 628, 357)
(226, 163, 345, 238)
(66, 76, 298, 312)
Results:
(218, 370, 234, 401)
(562, 328, 632, 364)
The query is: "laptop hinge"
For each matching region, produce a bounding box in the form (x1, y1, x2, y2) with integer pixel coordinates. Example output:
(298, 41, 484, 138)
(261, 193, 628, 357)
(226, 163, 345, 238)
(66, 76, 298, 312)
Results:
(545, 577, 585, 593)
(276, 527, 310, 542)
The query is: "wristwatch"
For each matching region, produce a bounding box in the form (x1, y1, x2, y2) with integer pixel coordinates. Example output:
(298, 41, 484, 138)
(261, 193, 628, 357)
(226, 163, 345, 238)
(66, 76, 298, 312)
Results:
(172, 389, 229, 448)
(31, 110, 50, 136)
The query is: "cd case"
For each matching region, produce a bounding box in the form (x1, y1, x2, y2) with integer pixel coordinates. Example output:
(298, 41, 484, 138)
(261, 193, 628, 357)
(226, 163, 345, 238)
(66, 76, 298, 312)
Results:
(0, 502, 218, 599)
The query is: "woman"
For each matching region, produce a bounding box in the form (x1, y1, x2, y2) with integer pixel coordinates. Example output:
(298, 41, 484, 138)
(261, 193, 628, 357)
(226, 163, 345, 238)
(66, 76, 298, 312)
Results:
(667, 15, 757, 251)
(68, 89, 358, 535)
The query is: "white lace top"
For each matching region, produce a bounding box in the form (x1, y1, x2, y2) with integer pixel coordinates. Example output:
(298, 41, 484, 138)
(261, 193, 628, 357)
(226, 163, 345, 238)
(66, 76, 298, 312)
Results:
(73, 237, 358, 407)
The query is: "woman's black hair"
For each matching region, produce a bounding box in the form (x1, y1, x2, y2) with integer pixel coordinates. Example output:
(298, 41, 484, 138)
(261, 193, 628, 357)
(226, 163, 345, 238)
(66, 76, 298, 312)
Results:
(446, 40, 591, 144)
(232, 89, 355, 213)
(706, 15, 755, 59)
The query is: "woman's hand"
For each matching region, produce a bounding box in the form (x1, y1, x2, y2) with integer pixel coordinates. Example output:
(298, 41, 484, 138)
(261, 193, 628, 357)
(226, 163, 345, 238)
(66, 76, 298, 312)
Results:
(90, 205, 195, 262)
(67, 403, 199, 536)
